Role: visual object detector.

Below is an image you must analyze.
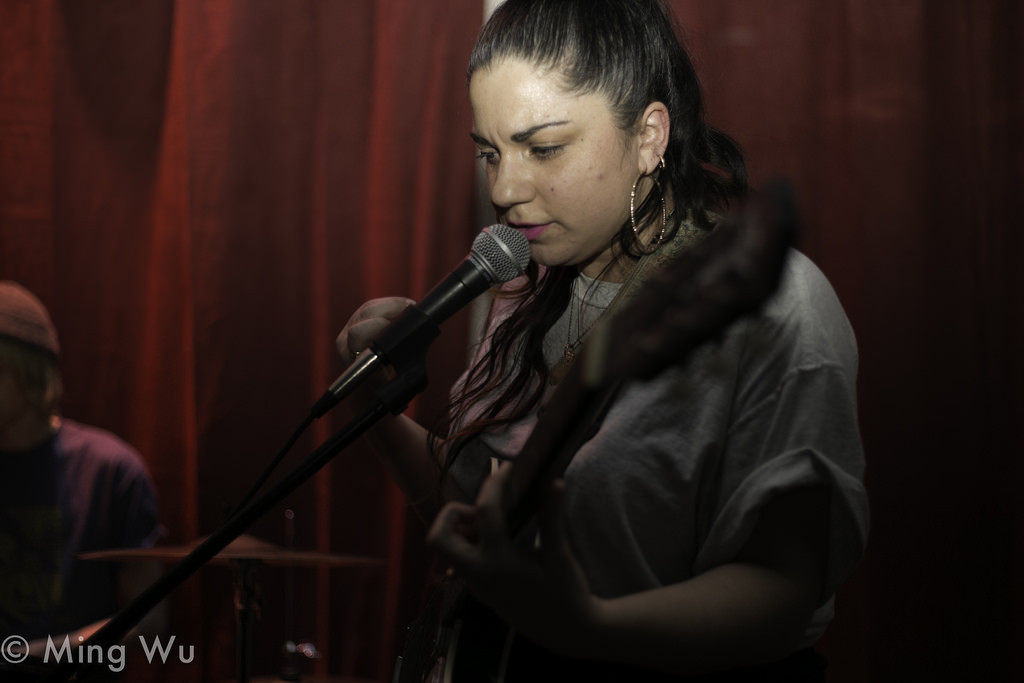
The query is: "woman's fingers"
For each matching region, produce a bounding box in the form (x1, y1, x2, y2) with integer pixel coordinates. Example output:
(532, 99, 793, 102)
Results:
(336, 297, 416, 363)
(426, 501, 481, 569)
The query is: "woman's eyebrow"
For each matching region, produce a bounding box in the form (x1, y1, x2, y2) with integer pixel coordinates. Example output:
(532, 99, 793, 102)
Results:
(510, 120, 570, 142)
(470, 120, 571, 147)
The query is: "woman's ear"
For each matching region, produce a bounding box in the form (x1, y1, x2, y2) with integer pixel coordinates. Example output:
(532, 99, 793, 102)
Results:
(638, 101, 670, 174)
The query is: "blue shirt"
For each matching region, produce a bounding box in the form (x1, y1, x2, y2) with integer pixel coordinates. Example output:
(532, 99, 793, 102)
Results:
(0, 420, 160, 641)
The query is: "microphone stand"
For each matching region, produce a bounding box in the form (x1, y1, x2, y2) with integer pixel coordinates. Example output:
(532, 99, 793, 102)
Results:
(45, 346, 432, 682)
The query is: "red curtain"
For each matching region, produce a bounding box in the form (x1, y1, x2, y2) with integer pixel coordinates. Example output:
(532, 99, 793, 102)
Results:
(1, 1, 1020, 681)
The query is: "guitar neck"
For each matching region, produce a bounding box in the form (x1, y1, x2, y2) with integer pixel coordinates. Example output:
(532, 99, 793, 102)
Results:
(503, 352, 622, 536)
(500, 182, 798, 534)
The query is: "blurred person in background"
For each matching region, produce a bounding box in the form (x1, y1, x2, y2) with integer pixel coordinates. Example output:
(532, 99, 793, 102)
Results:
(0, 280, 165, 675)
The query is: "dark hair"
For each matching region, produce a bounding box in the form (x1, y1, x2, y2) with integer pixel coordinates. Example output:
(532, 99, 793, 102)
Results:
(433, 0, 748, 476)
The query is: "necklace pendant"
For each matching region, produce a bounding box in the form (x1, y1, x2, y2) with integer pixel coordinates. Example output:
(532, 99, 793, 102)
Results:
(549, 356, 570, 385)
(550, 345, 577, 385)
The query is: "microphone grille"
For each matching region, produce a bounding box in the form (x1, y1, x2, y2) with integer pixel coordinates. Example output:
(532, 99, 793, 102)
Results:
(473, 224, 531, 283)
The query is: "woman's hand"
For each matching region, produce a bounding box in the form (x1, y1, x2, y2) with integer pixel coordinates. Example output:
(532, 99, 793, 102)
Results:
(334, 296, 416, 411)
(336, 296, 416, 365)
(426, 466, 601, 659)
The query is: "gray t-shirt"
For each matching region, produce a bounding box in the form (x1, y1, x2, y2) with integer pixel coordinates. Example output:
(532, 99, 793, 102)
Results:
(450, 250, 869, 648)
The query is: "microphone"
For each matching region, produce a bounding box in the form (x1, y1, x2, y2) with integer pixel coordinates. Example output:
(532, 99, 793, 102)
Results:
(311, 224, 531, 417)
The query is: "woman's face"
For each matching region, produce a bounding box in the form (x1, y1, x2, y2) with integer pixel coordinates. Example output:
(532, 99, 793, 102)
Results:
(470, 58, 646, 281)
(0, 365, 31, 442)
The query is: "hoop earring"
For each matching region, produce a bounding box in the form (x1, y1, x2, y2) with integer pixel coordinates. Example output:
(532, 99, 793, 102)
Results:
(630, 160, 668, 252)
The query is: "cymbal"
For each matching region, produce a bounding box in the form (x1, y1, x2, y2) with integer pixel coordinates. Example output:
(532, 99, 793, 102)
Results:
(79, 534, 384, 568)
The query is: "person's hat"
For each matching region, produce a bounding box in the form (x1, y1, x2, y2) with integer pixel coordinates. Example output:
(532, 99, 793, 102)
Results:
(0, 281, 60, 356)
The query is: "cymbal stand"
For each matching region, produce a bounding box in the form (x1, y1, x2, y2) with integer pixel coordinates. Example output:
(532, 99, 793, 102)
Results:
(281, 509, 298, 682)
(232, 559, 262, 683)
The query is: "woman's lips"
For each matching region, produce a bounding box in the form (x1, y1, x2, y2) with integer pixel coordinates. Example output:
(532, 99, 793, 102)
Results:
(511, 223, 550, 241)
